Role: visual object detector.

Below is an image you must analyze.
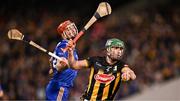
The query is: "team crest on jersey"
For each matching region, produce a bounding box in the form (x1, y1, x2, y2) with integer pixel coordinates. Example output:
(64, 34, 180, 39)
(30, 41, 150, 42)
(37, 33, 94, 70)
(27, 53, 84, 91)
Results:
(94, 74, 115, 84)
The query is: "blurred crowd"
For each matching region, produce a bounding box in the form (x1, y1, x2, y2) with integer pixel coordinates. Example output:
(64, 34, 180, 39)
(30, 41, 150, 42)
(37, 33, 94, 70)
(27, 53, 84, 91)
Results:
(0, 2, 180, 100)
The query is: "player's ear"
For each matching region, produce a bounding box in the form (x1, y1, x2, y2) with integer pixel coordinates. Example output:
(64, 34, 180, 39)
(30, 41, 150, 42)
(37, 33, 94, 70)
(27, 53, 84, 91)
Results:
(106, 47, 111, 55)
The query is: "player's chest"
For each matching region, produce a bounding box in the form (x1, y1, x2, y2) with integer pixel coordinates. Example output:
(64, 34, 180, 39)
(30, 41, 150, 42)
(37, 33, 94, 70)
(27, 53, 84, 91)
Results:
(93, 61, 122, 73)
(92, 61, 122, 84)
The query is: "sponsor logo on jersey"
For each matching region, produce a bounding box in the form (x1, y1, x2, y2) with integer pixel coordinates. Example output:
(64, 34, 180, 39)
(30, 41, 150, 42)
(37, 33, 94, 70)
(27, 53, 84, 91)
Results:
(94, 74, 115, 83)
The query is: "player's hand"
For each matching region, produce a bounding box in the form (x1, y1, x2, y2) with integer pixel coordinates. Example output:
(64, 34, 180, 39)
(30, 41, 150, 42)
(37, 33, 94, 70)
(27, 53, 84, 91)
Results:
(121, 71, 131, 81)
(121, 66, 136, 81)
(67, 39, 76, 51)
(56, 57, 69, 71)
(129, 70, 136, 80)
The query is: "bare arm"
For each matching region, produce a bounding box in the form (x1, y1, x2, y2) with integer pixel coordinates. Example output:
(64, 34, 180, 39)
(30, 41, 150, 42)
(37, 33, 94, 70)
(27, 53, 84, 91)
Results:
(67, 40, 89, 70)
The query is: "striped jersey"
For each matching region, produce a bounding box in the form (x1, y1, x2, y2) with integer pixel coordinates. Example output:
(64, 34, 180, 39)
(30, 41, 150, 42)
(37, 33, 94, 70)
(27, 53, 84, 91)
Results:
(82, 56, 126, 100)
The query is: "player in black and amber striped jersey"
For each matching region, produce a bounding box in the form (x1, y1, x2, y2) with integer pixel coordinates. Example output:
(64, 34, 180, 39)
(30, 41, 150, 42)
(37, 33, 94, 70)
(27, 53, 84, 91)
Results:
(67, 38, 136, 100)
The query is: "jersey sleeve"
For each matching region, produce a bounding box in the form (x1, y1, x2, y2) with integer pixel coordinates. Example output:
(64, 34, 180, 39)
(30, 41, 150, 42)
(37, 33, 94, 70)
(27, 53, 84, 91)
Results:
(55, 41, 67, 58)
(86, 56, 98, 68)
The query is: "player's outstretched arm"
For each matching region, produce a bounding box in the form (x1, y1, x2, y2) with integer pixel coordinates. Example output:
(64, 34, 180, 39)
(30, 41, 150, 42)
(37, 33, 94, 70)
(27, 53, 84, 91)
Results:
(67, 40, 88, 70)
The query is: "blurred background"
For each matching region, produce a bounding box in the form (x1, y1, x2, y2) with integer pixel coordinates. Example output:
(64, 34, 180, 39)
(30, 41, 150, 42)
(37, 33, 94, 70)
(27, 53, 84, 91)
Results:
(0, 0, 179, 100)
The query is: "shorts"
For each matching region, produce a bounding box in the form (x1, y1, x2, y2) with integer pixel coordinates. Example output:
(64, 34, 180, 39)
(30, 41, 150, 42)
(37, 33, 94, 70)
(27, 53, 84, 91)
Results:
(46, 82, 70, 101)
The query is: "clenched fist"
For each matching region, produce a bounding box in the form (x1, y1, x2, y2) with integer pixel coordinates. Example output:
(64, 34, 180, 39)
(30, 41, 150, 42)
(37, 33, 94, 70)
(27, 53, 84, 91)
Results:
(67, 39, 76, 51)
(56, 57, 69, 71)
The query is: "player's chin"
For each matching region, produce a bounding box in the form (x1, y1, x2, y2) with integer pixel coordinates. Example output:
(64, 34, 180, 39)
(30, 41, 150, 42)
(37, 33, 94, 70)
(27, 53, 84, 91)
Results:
(71, 34, 77, 38)
(112, 56, 122, 61)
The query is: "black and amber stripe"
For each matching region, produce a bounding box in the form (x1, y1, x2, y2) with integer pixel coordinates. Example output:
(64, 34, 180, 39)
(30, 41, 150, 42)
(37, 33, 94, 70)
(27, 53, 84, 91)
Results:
(83, 68, 121, 100)
(87, 66, 95, 93)
(109, 72, 121, 99)
(85, 66, 96, 100)
(91, 70, 104, 100)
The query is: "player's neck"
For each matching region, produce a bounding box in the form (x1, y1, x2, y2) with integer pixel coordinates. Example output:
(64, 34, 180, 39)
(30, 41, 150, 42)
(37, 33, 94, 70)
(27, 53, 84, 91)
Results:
(106, 56, 117, 65)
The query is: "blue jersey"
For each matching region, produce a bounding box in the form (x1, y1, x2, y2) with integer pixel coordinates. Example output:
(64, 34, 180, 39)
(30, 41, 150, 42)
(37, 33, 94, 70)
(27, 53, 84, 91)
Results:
(51, 39, 78, 87)
(46, 39, 78, 101)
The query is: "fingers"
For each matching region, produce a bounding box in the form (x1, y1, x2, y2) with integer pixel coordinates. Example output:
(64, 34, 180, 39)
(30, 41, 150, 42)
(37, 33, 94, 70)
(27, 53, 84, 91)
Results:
(67, 39, 75, 51)
(56, 57, 69, 70)
(129, 70, 136, 80)
(121, 72, 130, 81)
(59, 57, 68, 65)
(121, 68, 136, 81)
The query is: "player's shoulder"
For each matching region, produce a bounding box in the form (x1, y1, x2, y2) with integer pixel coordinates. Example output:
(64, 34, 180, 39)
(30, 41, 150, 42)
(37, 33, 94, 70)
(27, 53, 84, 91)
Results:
(88, 56, 104, 60)
(117, 60, 127, 67)
(56, 39, 68, 48)
(86, 56, 104, 67)
(87, 56, 105, 64)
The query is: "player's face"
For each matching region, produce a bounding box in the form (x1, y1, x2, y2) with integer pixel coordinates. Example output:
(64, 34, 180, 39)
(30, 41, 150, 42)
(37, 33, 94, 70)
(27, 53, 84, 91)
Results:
(107, 46, 124, 60)
(62, 23, 78, 39)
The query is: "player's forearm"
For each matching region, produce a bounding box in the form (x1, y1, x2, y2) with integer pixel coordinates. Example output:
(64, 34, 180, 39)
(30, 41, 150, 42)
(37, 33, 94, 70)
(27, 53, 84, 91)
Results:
(68, 49, 78, 69)
(68, 50, 87, 70)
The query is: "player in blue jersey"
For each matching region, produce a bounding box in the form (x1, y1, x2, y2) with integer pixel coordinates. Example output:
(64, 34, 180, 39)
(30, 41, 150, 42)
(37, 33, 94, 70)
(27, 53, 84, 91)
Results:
(46, 20, 79, 101)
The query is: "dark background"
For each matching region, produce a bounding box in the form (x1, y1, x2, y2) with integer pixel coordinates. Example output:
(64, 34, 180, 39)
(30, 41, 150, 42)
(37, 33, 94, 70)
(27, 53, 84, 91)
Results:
(0, 0, 179, 100)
